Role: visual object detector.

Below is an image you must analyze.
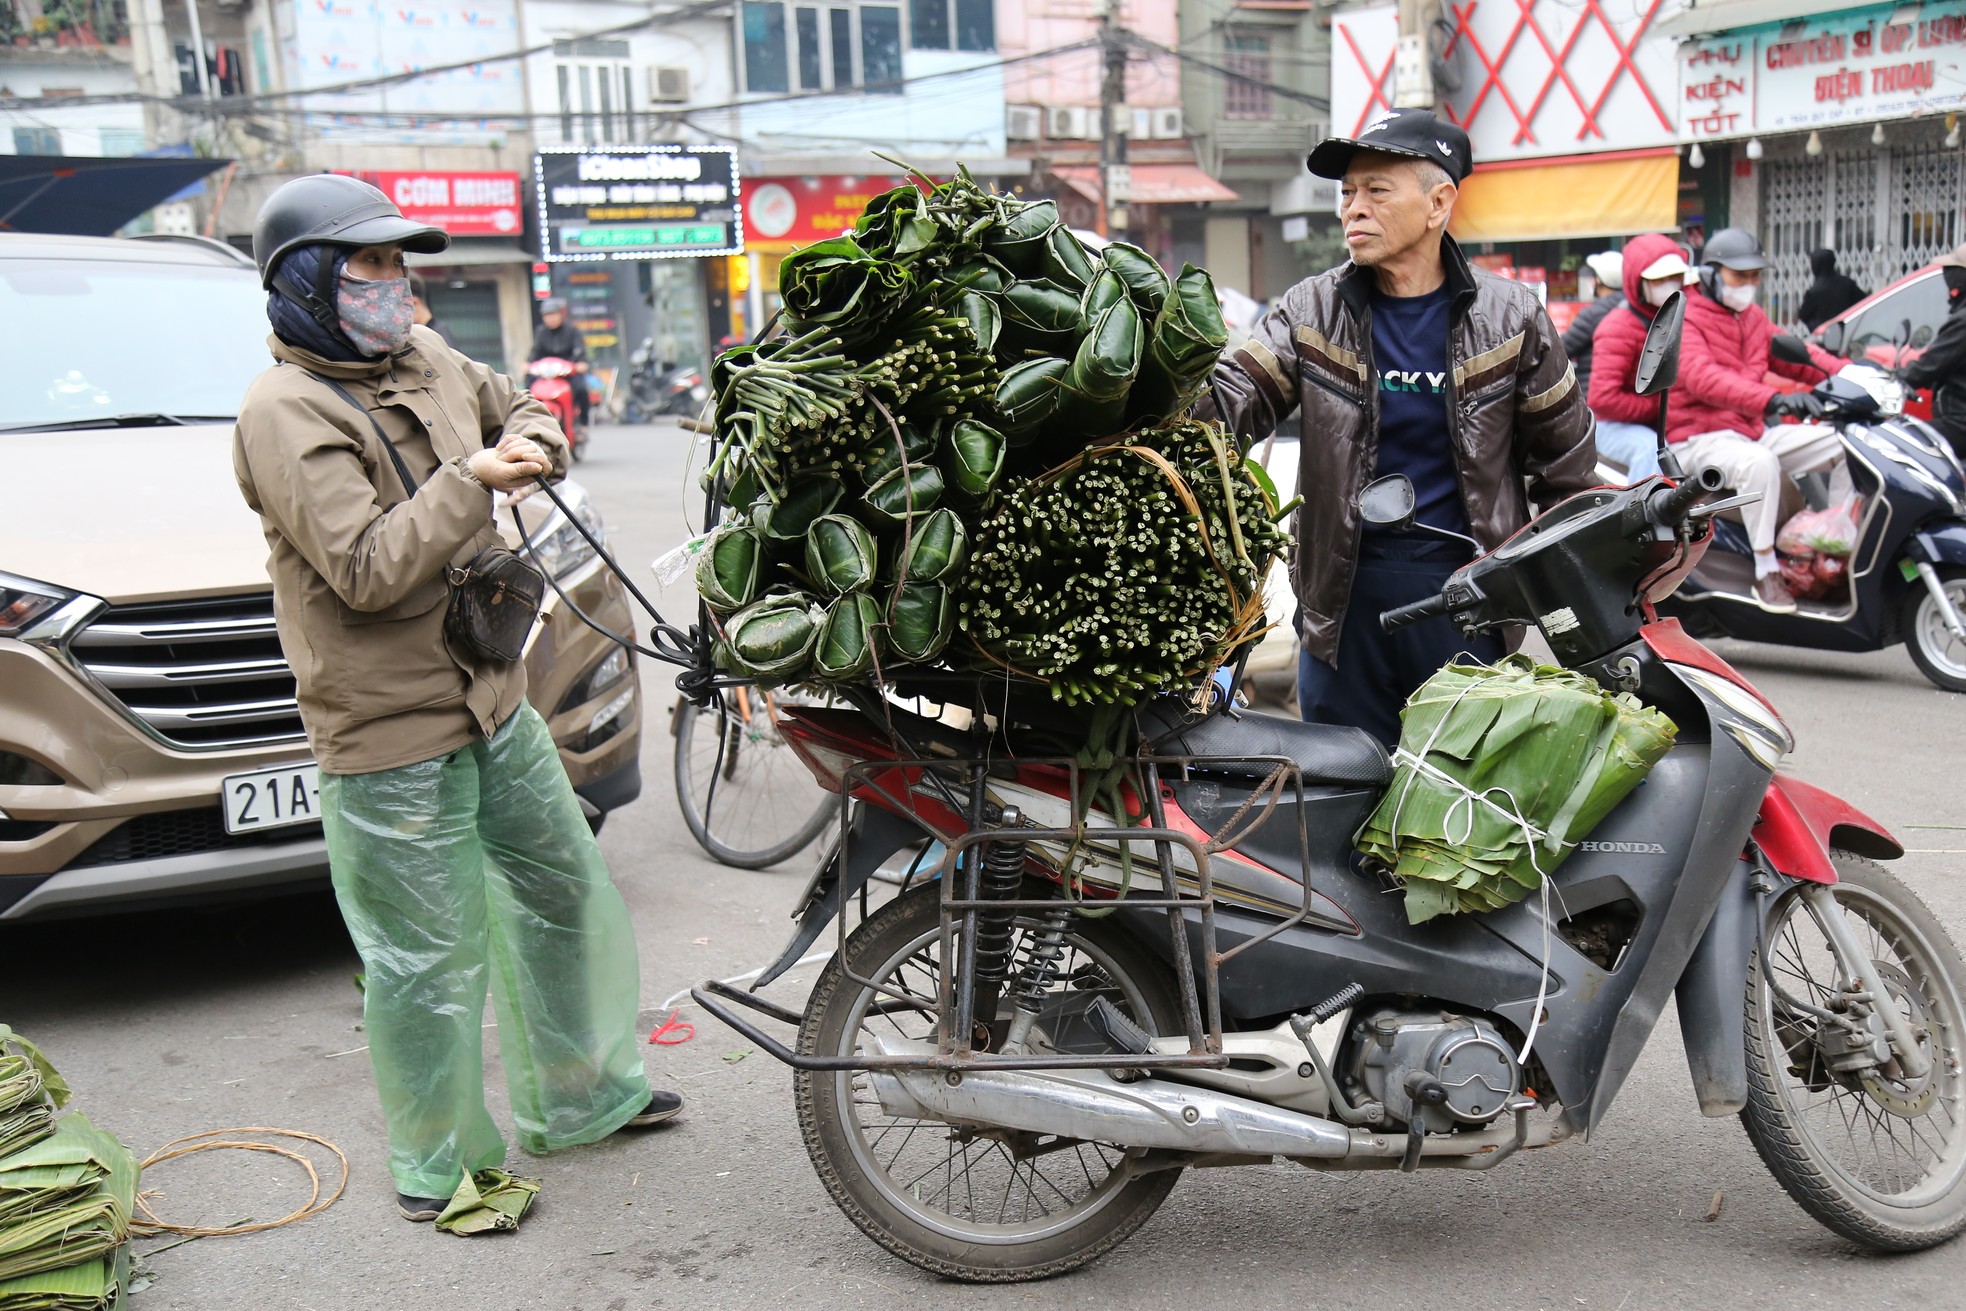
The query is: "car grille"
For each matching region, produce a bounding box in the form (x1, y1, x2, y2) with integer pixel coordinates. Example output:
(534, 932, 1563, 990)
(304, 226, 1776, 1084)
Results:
(67, 594, 306, 748)
(67, 807, 321, 869)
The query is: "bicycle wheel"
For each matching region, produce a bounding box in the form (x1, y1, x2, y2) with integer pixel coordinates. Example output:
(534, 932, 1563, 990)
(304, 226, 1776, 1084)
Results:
(672, 689, 834, 869)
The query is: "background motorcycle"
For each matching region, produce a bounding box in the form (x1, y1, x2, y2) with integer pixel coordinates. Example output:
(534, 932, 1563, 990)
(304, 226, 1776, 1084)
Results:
(622, 337, 709, 423)
(693, 294, 1966, 1280)
(526, 355, 586, 462)
(1657, 339, 1966, 692)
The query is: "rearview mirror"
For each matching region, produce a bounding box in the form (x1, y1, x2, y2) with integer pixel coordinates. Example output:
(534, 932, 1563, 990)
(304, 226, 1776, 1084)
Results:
(1769, 334, 1812, 368)
(1634, 289, 1685, 396)
(1818, 319, 1847, 355)
(1358, 474, 1417, 528)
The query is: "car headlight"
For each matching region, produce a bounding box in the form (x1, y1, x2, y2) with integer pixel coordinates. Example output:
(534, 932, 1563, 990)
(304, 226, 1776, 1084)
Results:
(525, 486, 605, 579)
(0, 572, 77, 639)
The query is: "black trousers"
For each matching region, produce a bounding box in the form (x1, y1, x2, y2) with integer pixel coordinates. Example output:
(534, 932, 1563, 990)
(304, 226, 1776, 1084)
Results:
(1298, 535, 1503, 747)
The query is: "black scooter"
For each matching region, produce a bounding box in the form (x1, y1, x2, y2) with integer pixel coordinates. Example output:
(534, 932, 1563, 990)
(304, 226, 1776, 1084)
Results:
(1657, 336, 1966, 691)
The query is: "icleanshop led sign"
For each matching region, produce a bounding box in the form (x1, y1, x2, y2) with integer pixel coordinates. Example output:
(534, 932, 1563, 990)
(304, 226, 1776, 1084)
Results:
(533, 146, 743, 262)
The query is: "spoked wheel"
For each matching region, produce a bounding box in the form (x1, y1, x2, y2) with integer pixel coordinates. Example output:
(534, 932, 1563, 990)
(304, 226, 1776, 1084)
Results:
(672, 688, 834, 869)
(795, 882, 1183, 1282)
(1742, 851, 1966, 1249)
(1904, 567, 1966, 693)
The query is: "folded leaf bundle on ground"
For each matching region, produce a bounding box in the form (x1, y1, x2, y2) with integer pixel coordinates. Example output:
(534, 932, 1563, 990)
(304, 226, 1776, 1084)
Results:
(1356, 656, 1678, 923)
(0, 1031, 136, 1310)
(700, 160, 1279, 703)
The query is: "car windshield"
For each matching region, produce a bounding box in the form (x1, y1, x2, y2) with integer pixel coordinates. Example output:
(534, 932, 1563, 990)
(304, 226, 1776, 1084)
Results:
(0, 257, 270, 429)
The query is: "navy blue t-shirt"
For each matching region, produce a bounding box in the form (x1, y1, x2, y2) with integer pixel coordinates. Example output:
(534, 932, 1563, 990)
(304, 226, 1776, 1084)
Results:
(1368, 284, 1470, 538)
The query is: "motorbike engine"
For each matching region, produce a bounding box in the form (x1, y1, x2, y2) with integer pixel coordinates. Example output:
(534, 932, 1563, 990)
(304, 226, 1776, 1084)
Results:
(1348, 1008, 1521, 1134)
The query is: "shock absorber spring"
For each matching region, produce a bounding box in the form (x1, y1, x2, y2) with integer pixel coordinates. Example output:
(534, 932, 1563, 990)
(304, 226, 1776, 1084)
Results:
(1011, 907, 1073, 1016)
(969, 806, 1026, 990)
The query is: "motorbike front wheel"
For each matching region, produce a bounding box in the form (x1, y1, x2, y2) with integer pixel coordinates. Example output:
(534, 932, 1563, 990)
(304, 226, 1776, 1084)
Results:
(1742, 851, 1966, 1249)
(794, 881, 1183, 1282)
(1904, 566, 1966, 693)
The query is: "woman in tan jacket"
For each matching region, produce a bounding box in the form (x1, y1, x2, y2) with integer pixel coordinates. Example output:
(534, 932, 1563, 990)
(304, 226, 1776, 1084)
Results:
(231, 174, 678, 1225)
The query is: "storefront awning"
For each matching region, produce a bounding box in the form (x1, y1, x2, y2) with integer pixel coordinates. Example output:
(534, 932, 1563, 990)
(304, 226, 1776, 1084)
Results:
(0, 154, 230, 236)
(1053, 165, 1241, 206)
(1450, 149, 1679, 244)
(1656, 0, 1853, 38)
(408, 241, 535, 268)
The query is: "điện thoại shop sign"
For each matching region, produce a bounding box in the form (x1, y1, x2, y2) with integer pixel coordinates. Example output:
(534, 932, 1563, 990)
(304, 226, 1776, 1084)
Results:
(1679, 1, 1966, 141)
(533, 146, 742, 262)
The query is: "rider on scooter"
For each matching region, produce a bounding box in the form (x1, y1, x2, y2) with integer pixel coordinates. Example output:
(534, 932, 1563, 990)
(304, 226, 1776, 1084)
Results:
(1584, 233, 1691, 482)
(1670, 228, 1849, 614)
(529, 298, 591, 428)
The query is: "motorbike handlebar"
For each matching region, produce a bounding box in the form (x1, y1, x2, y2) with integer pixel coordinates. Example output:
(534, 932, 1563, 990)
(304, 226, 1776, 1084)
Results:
(1647, 466, 1727, 529)
(1380, 592, 1452, 634)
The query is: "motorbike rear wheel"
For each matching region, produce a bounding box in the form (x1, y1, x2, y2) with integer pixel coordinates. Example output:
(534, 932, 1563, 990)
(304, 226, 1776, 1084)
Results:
(794, 881, 1182, 1282)
(1741, 851, 1966, 1250)
(1903, 566, 1966, 693)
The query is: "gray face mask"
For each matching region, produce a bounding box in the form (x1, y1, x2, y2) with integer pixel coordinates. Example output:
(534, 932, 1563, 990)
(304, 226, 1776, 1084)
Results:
(336, 274, 415, 357)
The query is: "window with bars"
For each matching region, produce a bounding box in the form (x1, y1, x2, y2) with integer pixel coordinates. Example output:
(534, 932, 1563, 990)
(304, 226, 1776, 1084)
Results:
(554, 40, 636, 144)
(1223, 33, 1273, 119)
(742, 0, 912, 94)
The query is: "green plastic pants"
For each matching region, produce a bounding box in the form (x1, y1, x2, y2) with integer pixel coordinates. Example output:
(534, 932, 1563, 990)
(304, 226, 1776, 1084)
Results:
(320, 703, 650, 1199)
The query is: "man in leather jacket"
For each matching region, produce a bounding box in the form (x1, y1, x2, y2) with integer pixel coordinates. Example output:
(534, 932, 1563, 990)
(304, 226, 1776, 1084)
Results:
(1204, 109, 1595, 744)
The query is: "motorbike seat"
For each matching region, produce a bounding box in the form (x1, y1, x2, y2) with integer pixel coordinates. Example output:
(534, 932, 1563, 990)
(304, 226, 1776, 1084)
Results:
(1137, 702, 1391, 789)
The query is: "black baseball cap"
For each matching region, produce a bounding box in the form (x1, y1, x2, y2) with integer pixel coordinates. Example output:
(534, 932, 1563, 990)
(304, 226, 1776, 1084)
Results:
(1307, 109, 1473, 184)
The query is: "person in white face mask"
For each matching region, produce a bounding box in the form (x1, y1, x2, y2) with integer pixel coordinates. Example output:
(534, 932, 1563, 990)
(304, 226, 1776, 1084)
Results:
(1585, 233, 1695, 482)
(1668, 227, 1850, 613)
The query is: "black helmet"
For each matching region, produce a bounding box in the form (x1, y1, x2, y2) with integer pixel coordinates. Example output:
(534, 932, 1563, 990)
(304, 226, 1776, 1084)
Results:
(252, 173, 449, 289)
(1701, 227, 1768, 272)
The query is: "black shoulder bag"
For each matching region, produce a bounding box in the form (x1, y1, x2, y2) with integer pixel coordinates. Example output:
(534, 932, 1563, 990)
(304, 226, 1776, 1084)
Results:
(311, 375, 546, 663)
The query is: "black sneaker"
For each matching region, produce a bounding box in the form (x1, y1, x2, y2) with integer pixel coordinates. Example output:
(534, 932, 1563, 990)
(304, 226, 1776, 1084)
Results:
(621, 1091, 684, 1128)
(398, 1193, 447, 1223)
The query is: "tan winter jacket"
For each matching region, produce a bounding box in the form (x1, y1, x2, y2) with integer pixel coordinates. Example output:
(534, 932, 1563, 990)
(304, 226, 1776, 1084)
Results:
(1203, 235, 1596, 664)
(232, 326, 569, 775)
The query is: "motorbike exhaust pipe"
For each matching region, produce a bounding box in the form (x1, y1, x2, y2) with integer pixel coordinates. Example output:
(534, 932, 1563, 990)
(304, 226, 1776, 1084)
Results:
(862, 1035, 1485, 1161)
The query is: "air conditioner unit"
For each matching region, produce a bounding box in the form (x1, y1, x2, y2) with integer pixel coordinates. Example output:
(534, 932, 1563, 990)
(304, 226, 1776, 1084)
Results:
(1045, 106, 1097, 140)
(1129, 106, 1154, 139)
(1150, 106, 1184, 139)
(1006, 104, 1042, 141)
(649, 66, 690, 103)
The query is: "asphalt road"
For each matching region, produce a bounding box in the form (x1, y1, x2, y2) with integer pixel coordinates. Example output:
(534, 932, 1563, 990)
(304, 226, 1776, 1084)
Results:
(6, 420, 1966, 1310)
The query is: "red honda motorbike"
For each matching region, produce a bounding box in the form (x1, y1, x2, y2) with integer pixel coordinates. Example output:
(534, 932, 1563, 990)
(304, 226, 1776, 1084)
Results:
(526, 355, 586, 462)
(690, 293, 1966, 1281)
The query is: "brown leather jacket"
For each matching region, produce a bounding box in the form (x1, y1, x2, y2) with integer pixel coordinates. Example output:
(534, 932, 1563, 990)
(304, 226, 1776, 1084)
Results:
(1204, 236, 1596, 663)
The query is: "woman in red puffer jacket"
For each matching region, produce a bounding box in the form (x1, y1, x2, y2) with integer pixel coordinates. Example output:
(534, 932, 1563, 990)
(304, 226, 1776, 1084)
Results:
(1587, 232, 1695, 480)
(1668, 228, 1849, 613)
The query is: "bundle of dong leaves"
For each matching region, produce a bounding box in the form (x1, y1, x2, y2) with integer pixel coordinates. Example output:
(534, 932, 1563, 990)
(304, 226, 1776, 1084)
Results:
(0, 1028, 137, 1310)
(1356, 656, 1677, 924)
(702, 160, 1291, 705)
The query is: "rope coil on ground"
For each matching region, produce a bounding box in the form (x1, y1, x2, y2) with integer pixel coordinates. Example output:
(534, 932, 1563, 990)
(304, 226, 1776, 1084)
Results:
(131, 1127, 348, 1238)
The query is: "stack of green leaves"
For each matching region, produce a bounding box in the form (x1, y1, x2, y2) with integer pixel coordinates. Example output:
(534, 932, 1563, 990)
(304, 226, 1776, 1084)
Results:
(955, 418, 1290, 705)
(702, 157, 1248, 698)
(1355, 655, 1679, 924)
(0, 1029, 137, 1311)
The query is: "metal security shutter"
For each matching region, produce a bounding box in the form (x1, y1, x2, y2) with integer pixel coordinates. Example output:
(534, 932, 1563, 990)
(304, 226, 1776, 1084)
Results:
(429, 280, 506, 374)
(1891, 143, 1963, 282)
(1761, 157, 1823, 326)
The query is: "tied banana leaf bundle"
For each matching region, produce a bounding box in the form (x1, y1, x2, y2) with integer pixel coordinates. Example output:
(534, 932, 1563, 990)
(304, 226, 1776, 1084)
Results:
(1100, 242, 1170, 315)
(696, 525, 762, 616)
(814, 593, 885, 681)
(898, 508, 970, 583)
(0, 1250, 129, 1311)
(805, 514, 879, 595)
(998, 280, 1086, 359)
(1356, 655, 1679, 924)
(1131, 264, 1231, 423)
(856, 420, 938, 484)
(939, 419, 1005, 501)
(888, 582, 954, 664)
(1059, 298, 1143, 435)
(717, 594, 824, 685)
(862, 462, 946, 526)
(434, 1168, 542, 1237)
(957, 418, 1291, 705)
(778, 237, 913, 346)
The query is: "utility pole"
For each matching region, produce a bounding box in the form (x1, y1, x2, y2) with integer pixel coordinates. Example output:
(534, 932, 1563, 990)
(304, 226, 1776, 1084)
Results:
(1097, 0, 1130, 242)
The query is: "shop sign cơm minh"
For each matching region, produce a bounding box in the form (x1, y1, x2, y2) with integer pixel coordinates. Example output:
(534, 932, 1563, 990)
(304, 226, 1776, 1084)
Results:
(533, 146, 743, 263)
(1680, 2, 1966, 140)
